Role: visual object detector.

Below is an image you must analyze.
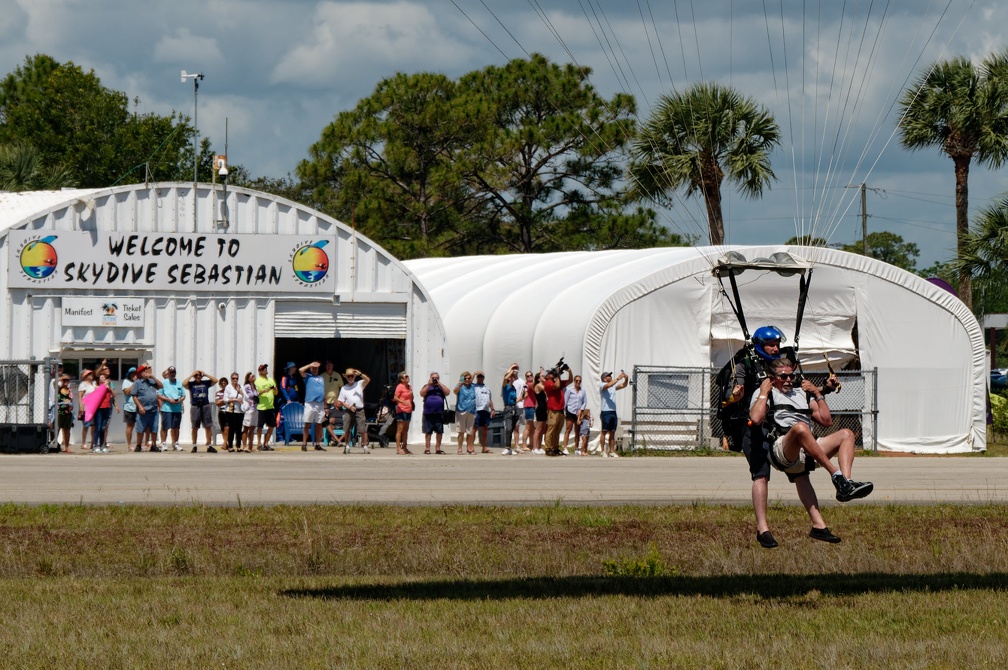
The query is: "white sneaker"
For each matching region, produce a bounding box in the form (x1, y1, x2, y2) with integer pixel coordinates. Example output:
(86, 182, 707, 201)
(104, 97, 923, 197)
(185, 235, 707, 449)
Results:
(160, 442, 167, 452)
(173, 443, 182, 452)
(532, 448, 545, 455)
(601, 452, 608, 458)
(611, 452, 620, 458)
(501, 448, 512, 455)
(574, 450, 582, 456)
(362, 446, 370, 454)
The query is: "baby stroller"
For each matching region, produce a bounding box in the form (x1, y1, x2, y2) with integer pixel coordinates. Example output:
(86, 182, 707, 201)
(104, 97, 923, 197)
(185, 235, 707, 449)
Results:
(365, 384, 395, 448)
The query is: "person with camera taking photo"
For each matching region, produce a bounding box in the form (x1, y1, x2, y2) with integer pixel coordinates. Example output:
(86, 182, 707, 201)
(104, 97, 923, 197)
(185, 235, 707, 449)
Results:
(598, 370, 629, 457)
(420, 372, 451, 454)
(542, 359, 573, 456)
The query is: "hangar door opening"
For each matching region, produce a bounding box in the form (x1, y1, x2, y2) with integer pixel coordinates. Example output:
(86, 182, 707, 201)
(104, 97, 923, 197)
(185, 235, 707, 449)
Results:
(273, 302, 407, 407)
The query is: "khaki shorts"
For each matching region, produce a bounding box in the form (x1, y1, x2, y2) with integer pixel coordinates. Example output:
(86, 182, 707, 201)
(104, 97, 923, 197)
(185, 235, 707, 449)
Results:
(456, 411, 475, 436)
(770, 438, 807, 475)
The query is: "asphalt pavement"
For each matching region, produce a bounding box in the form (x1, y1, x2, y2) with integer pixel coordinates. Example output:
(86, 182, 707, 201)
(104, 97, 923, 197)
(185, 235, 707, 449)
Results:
(1, 445, 1004, 506)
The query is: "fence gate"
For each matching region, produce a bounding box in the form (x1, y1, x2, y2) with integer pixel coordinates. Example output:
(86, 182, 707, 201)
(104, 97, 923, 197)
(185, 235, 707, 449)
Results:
(630, 365, 878, 452)
(0, 358, 60, 454)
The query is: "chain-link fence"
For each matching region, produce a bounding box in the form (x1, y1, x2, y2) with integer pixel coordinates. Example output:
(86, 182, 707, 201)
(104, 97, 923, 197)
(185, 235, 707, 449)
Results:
(629, 365, 877, 452)
(0, 360, 57, 424)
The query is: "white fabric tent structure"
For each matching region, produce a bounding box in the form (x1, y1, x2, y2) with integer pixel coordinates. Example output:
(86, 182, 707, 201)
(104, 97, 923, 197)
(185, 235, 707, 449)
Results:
(406, 246, 986, 454)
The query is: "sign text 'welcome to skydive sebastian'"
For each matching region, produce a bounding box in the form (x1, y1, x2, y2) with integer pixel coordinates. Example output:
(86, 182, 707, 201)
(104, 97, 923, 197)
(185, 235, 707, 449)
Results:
(8, 231, 335, 293)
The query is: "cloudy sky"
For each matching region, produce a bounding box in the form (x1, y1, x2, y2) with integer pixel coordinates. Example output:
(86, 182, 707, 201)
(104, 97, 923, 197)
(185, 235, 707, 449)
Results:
(2, 0, 1006, 267)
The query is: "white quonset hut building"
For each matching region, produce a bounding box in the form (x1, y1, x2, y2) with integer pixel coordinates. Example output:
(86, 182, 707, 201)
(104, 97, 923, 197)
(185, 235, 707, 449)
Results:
(406, 246, 986, 454)
(0, 183, 446, 445)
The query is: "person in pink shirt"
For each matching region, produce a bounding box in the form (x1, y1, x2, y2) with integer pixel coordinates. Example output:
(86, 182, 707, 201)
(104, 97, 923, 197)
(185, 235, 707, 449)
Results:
(393, 371, 415, 455)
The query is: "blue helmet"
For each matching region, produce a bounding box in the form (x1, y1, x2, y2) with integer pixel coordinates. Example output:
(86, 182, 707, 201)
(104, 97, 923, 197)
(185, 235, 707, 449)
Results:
(752, 326, 786, 361)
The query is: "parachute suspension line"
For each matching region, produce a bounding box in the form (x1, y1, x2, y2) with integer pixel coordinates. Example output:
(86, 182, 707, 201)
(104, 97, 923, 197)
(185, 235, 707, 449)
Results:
(450, 0, 509, 59)
(637, 0, 670, 97)
(643, 0, 677, 93)
(765, 1, 801, 247)
(816, 0, 964, 259)
(716, 271, 751, 343)
(814, 0, 895, 253)
(570, 0, 715, 255)
(517, 0, 715, 260)
(854, 0, 974, 214)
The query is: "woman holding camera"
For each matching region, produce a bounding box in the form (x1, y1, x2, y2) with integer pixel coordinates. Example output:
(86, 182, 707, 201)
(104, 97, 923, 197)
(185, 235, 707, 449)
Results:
(393, 371, 414, 455)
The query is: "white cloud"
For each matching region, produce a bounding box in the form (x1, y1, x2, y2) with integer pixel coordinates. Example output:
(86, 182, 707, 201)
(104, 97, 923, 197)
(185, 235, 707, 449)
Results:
(271, 1, 471, 87)
(154, 28, 224, 66)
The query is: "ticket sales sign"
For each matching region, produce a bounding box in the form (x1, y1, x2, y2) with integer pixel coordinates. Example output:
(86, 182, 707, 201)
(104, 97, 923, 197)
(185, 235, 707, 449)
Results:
(8, 231, 335, 293)
(62, 297, 146, 328)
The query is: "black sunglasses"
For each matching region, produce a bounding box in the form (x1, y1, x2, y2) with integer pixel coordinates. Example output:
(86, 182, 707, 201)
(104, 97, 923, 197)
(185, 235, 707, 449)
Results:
(775, 373, 797, 380)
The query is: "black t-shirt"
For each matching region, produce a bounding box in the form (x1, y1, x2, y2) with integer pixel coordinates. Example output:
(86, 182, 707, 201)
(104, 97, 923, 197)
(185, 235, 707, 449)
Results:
(189, 380, 213, 406)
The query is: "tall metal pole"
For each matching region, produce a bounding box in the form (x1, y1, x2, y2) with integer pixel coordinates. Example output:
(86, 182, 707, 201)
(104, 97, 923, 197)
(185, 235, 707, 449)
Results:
(182, 71, 204, 230)
(861, 182, 868, 255)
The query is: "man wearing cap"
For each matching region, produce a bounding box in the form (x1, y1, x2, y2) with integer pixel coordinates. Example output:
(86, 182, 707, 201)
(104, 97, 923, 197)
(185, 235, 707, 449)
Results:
(299, 361, 327, 451)
(129, 365, 163, 451)
(254, 364, 278, 451)
(542, 366, 574, 456)
(471, 371, 495, 453)
(337, 368, 370, 453)
(158, 366, 186, 451)
(598, 371, 629, 457)
(122, 367, 141, 451)
(184, 369, 219, 453)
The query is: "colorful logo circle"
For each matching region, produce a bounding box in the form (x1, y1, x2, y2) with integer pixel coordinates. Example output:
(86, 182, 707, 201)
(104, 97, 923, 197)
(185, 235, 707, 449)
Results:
(20, 236, 59, 279)
(292, 241, 329, 284)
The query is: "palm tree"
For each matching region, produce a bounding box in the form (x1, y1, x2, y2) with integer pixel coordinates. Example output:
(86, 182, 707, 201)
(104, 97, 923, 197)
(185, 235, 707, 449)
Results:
(961, 195, 1008, 279)
(629, 82, 780, 246)
(897, 52, 1008, 310)
(0, 142, 75, 191)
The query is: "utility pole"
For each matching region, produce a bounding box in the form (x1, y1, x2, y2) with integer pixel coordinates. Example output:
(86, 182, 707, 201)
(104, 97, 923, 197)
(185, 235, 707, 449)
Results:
(861, 182, 868, 255)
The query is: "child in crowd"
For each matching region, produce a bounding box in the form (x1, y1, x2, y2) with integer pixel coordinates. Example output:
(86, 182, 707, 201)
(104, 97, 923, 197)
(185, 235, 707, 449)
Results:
(577, 407, 593, 456)
(55, 374, 74, 453)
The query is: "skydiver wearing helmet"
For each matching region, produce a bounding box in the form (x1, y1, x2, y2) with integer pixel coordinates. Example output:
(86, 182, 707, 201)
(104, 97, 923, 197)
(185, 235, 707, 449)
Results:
(719, 325, 838, 549)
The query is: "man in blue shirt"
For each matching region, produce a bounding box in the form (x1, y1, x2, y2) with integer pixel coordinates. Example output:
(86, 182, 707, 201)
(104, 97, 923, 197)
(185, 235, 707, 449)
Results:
(299, 361, 327, 451)
(128, 364, 162, 451)
(453, 371, 477, 454)
(598, 371, 629, 457)
(158, 366, 186, 451)
(500, 364, 520, 455)
(563, 375, 588, 455)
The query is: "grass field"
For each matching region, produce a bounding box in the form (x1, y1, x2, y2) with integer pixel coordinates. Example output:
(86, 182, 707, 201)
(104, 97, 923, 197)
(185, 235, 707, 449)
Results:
(1, 503, 1007, 668)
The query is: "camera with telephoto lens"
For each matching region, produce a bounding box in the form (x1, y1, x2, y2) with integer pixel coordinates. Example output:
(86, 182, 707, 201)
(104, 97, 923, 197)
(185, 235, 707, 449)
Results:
(548, 356, 569, 377)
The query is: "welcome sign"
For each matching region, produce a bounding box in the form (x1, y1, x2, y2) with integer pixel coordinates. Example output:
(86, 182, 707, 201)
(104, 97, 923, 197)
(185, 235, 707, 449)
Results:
(8, 231, 335, 293)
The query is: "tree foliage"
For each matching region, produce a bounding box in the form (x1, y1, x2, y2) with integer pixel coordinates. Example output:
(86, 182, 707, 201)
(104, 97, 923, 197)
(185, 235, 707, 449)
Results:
(0, 141, 75, 191)
(0, 54, 197, 188)
(299, 55, 685, 259)
(784, 235, 828, 247)
(841, 231, 919, 271)
(629, 82, 781, 245)
(897, 51, 1008, 308)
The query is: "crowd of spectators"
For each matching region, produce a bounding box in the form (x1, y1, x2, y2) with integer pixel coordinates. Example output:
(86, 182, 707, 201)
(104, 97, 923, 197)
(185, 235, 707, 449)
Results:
(49, 358, 631, 457)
